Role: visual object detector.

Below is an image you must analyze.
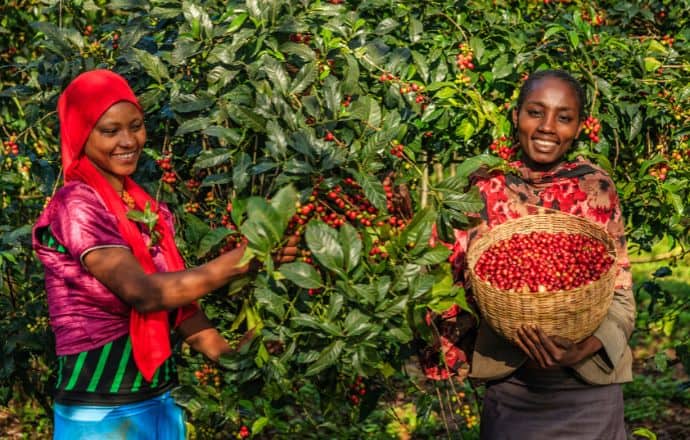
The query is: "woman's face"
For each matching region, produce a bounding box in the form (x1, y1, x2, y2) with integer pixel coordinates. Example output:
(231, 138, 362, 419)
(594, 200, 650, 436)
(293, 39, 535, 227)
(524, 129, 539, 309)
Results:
(513, 77, 583, 169)
(83, 101, 146, 190)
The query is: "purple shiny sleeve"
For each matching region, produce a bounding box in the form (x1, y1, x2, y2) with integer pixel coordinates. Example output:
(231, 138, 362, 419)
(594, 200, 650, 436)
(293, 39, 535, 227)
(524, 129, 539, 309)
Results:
(49, 182, 129, 260)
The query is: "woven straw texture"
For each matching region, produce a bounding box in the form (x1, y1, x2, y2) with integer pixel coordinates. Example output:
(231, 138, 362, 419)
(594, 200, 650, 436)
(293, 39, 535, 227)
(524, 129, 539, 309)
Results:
(467, 212, 617, 344)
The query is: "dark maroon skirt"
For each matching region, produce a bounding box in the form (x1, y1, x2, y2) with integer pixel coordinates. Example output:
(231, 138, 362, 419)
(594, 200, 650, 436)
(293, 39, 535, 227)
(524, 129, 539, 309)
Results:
(480, 367, 627, 440)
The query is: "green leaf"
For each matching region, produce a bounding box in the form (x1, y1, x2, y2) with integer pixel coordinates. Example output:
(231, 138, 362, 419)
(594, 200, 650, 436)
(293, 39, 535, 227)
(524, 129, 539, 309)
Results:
(279, 262, 323, 289)
(306, 222, 345, 277)
(343, 309, 373, 337)
(411, 50, 429, 82)
(653, 352, 668, 371)
(181, 213, 212, 246)
(270, 185, 298, 231)
(543, 25, 566, 41)
(643, 57, 662, 73)
(251, 417, 269, 436)
(354, 171, 387, 213)
(254, 287, 287, 319)
(350, 96, 382, 128)
(227, 12, 249, 33)
(232, 152, 252, 194)
(182, 1, 213, 40)
(202, 126, 242, 146)
(171, 38, 201, 66)
(262, 57, 290, 95)
(323, 76, 342, 117)
(469, 36, 485, 62)
(197, 228, 233, 258)
(305, 340, 345, 376)
(375, 18, 398, 35)
(193, 149, 234, 170)
(400, 207, 436, 249)
(409, 274, 436, 300)
(175, 117, 211, 136)
(280, 42, 317, 62)
(339, 223, 362, 273)
(631, 428, 657, 440)
(130, 48, 170, 83)
(442, 188, 485, 213)
(629, 111, 643, 141)
(171, 93, 214, 113)
(290, 62, 318, 95)
(415, 246, 451, 265)
(456, 119, 475, 141)
(491, 54, 512, 79)
(408, 16, 423, 43)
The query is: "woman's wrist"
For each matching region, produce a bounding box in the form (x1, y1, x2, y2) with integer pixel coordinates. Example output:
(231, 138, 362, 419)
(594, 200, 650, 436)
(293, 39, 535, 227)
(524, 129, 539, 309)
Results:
(577, 335, 603, 361)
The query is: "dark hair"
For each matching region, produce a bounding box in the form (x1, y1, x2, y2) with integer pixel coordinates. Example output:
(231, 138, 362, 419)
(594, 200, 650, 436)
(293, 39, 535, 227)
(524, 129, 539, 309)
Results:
(516, 69, 587, 120)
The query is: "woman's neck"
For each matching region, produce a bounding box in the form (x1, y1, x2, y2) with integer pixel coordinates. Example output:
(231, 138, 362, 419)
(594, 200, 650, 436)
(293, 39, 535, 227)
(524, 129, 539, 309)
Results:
(522, 156, 566, 173)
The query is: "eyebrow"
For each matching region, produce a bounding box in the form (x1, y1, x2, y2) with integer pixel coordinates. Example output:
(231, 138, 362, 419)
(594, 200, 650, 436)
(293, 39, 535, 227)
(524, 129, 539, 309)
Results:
(525, 100, 577, 112)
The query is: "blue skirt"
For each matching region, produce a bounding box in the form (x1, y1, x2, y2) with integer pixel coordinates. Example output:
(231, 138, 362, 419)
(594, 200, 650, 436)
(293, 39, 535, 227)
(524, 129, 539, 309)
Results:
(53, 391, 185, 440)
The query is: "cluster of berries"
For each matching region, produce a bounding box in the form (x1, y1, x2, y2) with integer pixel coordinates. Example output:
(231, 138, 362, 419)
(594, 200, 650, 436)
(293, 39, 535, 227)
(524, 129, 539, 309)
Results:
(378, 73, 428, 106)
(288, 178, 384, 233)
(489, 135, 517, 160)
(662, 34, 675, 46)
(156, 154, 178, 184)
(184, 201, 201, 214)
(289, 33, 311, 44)
(456, 43, 475, 70)
(185, 178, 201, 191)
(194, 363, 221, 387)
(348, 376, 367, 405)
(475, 231, 614, 293)
(3, 135, 19, 155)
(237, 425, 250, 439)
(648, 163, 670, 182)
(389, 141, 405, 159)
(583, 115, 601, 143)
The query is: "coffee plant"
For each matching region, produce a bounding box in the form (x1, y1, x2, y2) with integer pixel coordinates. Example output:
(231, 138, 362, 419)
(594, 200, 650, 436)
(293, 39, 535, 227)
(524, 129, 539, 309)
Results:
(1, 0, 689, 438)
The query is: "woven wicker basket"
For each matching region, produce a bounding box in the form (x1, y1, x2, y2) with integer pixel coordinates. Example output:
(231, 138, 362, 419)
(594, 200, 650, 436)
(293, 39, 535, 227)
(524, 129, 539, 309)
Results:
(466, 212, 617, 344)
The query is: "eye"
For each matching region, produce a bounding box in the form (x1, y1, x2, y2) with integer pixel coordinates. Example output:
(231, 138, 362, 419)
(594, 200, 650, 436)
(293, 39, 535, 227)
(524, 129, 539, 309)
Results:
(558, 115, 573, 123)
(527, 109, 543, 117)
(100, 127, 118, 135)
(130, 121, 144, 131)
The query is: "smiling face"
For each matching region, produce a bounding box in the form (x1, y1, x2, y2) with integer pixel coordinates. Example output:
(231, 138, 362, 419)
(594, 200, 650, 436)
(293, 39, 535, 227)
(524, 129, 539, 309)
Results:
(83, 101, 146, 191)
(513, 77, 584, 170)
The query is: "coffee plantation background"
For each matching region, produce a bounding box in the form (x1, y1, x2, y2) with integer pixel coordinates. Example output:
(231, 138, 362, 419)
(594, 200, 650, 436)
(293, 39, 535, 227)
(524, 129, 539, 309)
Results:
(1, 0, 689, 438)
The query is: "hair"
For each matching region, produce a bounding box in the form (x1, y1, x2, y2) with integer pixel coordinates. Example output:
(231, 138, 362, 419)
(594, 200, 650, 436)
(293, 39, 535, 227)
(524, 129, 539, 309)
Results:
(516, 69, 587, 120)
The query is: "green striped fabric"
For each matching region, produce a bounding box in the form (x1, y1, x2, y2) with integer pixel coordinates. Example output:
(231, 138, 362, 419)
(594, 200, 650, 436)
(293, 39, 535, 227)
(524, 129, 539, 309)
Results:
(54, 333, 178, 405)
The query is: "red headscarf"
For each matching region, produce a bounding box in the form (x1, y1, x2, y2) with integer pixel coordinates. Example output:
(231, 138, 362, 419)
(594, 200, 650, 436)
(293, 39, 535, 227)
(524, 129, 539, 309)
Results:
(58, 69, 197, 382)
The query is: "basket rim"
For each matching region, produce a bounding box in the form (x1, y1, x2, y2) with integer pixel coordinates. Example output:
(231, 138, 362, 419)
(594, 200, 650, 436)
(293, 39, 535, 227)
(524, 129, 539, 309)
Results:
(466, 212, 618, 295)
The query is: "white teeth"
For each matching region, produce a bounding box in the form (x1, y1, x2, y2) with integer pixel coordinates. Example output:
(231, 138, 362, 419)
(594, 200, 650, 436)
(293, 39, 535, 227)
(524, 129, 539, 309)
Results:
(532, 139, 558, 148)
(113, 152, 136, 158)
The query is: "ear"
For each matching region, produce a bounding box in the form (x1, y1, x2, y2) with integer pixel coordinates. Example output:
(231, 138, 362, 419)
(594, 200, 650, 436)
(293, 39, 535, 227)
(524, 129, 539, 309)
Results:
(512, 108, 519, 127)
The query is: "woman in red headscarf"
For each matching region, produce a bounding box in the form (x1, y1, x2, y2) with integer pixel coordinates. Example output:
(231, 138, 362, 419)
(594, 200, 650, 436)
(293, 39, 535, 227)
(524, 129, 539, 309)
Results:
(32, 69, 297, 439)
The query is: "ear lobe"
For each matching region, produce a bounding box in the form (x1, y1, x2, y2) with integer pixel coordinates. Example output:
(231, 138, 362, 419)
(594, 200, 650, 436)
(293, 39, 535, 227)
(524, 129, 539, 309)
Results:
(512, 108, 519, 126)
(576, 120, 585, 138)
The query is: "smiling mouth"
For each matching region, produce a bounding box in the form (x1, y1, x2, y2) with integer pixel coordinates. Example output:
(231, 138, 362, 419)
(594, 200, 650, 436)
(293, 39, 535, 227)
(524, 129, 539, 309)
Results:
(531, 139, 559, 151)
(112, 151, 138, 160)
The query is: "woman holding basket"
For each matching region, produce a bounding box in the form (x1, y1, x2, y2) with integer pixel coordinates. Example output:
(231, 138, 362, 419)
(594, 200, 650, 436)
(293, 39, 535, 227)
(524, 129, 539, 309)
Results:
(423, 69, 635, 439)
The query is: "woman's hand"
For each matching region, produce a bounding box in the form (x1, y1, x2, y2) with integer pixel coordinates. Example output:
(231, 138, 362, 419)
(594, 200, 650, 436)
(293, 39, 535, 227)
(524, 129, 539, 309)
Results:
(515, 324, 603, 368)
(273, 234, 300, 264)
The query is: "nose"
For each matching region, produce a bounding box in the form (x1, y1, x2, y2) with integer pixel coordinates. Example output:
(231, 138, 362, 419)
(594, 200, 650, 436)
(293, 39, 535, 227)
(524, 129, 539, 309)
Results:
(118, 129, 137, 147)
(538, 113, 556, 133)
